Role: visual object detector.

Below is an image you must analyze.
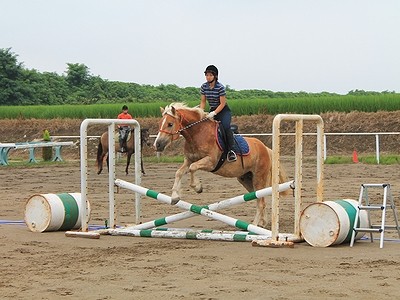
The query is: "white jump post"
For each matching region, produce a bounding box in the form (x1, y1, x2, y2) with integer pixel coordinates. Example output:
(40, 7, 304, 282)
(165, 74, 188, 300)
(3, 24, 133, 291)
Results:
(80, 119, 142, 232)
(271, 114, 324, 241)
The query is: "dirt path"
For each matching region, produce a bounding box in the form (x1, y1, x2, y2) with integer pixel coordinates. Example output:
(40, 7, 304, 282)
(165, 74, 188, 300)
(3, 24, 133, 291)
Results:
(1, 159, 400, 299)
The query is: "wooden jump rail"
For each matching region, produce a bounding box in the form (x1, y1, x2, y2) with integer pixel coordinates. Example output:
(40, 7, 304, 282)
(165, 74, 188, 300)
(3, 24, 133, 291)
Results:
(0, 141, 74, 165)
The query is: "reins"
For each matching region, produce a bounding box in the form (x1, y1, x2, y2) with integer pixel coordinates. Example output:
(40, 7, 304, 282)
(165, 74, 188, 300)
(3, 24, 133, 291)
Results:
(158, 110, 209, 137)
(175, 117, 209, 134)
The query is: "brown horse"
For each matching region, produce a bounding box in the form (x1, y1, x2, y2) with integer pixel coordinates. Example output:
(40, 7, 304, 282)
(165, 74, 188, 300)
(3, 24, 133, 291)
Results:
(154, 103, 288, 228)
(97, 128, 151, 175)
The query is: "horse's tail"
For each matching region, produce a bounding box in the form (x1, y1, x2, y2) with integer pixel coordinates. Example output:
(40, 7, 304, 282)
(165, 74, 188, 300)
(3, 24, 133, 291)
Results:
(278, 164, 290, 196)
(96, 141, 103, 169)
(267, 147, 290, 196)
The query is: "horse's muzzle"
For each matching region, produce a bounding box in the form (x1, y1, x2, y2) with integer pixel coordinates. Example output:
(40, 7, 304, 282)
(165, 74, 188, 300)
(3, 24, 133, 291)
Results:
(154, 140, 166, 152)
(154, 141, 165, 152)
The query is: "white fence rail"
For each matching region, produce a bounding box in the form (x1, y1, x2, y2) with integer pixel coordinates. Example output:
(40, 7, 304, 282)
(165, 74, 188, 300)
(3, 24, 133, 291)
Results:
(239, 132, 400, 164)
(52, 131, 400, 164)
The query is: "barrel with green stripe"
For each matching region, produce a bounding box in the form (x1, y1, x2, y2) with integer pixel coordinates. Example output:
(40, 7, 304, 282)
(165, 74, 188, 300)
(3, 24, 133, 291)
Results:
(299, 199, 368, 247)
(24, 193, 90, 232)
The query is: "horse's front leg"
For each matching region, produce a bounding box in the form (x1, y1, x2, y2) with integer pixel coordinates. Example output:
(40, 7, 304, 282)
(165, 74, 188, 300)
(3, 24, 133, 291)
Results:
(188, 156, 215, 194)
(171, 158, 190, 204)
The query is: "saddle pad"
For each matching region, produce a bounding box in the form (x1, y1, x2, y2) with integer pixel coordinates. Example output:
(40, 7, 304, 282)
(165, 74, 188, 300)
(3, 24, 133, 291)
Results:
(215, 126, 250, 156)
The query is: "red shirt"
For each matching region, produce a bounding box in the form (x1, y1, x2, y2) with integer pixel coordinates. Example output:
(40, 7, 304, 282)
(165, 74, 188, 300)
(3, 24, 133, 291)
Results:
(117, 112, 133, 127)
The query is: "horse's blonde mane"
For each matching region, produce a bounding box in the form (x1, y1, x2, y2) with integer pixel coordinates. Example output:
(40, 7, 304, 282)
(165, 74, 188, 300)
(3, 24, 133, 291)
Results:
(164, 102, 206, 118)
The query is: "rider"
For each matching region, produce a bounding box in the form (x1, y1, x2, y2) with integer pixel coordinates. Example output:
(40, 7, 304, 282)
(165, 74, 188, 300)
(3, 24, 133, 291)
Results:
(200, 65, 237, 162)
(117, 105, 133, 153)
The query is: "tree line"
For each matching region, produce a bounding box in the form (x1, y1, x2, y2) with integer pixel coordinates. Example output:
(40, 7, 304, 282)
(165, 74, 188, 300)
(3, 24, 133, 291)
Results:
(0, 48, 396, 106)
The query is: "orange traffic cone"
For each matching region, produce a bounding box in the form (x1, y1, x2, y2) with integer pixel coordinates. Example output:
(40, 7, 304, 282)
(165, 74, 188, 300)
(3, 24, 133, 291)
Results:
(352, 150, 359, 163)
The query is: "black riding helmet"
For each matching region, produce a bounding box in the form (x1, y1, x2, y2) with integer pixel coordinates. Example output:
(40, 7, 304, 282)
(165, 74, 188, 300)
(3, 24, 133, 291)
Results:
(204, 65, 218, 80)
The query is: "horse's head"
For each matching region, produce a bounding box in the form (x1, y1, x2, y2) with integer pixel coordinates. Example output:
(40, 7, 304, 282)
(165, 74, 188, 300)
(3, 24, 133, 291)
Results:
(154, 104, 183, 152)
(154, 102, 207, 152)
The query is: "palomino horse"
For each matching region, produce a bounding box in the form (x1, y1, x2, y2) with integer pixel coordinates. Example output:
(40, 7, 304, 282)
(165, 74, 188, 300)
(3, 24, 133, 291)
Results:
(154, 103, 288, 228)
(97, 128, 151, 175)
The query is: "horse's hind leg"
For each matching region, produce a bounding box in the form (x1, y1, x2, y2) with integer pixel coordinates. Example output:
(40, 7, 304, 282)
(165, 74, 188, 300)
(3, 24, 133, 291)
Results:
(237, 172, 254, 192)
(253, 170, 271, 228)
(252, 170, 271, 228)
(171, 158, 190, 204)
(237, 172, 266, 228)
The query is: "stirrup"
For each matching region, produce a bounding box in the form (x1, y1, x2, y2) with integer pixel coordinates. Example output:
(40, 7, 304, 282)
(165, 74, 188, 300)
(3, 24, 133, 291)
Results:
(227, 150, 237, 162)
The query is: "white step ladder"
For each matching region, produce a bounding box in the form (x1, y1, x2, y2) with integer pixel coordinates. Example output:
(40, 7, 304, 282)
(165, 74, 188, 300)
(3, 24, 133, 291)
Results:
(350, 183, 400, 248)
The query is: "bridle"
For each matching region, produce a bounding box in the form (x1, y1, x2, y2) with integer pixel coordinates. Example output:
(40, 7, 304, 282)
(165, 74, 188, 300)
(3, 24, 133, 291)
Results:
(158, 110, 209, 140)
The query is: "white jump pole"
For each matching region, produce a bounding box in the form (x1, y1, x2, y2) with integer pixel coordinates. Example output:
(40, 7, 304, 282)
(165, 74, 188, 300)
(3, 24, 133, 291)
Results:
(80, 119, 142, 232)
(271, 114, 324, 241)
(115, 179, 294, 230)
(109, 228, 273, 242)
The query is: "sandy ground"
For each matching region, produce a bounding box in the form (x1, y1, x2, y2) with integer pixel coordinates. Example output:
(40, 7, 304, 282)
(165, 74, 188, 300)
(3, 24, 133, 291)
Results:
(1, 158, 400, 300)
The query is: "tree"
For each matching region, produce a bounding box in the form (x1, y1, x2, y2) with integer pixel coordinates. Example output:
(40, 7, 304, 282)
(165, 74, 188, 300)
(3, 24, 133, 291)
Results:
(65, 63, 91, 87)
(0, 48, 26, 105)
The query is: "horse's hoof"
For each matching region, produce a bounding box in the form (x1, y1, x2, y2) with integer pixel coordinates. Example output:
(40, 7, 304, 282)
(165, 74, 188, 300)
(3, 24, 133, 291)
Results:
(190, 184, 203, 194)
(170, 198, 180, 205)
(97, 170, 102, 175)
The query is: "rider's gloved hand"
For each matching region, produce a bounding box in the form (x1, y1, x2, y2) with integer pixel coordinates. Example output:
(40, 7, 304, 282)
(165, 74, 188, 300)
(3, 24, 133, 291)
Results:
(207, 111, 216, 119)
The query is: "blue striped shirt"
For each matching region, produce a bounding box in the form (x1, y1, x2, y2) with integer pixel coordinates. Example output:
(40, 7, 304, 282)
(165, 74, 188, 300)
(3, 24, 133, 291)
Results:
(200, 81, 226, 110)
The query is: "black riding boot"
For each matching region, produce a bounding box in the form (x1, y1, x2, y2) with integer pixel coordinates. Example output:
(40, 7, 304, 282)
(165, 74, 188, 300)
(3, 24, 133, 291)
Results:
(226, 129, 237, 162)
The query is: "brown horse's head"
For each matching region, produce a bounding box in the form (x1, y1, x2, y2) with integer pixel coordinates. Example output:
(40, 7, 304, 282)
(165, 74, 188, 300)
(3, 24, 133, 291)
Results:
(154, 103, 205, 152)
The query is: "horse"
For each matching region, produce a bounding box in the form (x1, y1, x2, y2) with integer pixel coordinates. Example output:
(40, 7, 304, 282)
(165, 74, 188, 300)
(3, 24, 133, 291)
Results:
(97, 128, 151, 175)
(153, 102, 288, 228)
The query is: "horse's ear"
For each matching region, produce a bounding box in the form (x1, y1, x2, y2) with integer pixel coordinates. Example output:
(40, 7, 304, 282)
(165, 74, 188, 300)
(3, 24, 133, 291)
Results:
(171, 106, 176, 115)
(160, 107, 165, 114)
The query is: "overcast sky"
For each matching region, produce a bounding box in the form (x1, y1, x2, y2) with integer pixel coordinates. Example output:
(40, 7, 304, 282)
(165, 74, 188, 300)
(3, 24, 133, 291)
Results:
(2, 0, 399, 94)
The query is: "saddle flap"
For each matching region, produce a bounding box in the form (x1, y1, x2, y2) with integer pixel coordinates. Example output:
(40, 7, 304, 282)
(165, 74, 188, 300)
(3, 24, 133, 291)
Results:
(215, 124, 249, 156)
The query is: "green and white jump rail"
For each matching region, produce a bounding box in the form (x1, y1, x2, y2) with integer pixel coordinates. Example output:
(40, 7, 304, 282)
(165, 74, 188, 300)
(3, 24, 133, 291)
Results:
(110, 227, 273, 242)
(110, 179, 300, 242)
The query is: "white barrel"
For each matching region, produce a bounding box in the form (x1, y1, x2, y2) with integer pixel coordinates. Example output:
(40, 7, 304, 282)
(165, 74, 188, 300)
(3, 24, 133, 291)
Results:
(299, 199, 368, 247)
(24, 193, 90, 232)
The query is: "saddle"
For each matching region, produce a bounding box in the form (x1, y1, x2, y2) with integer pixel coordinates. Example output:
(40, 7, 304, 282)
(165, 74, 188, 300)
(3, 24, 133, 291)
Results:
(212, 123, 250, 172)
(215, 125, 249, 155)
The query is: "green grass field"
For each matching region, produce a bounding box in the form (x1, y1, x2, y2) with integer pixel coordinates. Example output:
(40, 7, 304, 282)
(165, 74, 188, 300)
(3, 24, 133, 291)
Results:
(1, 94, 400, 119)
